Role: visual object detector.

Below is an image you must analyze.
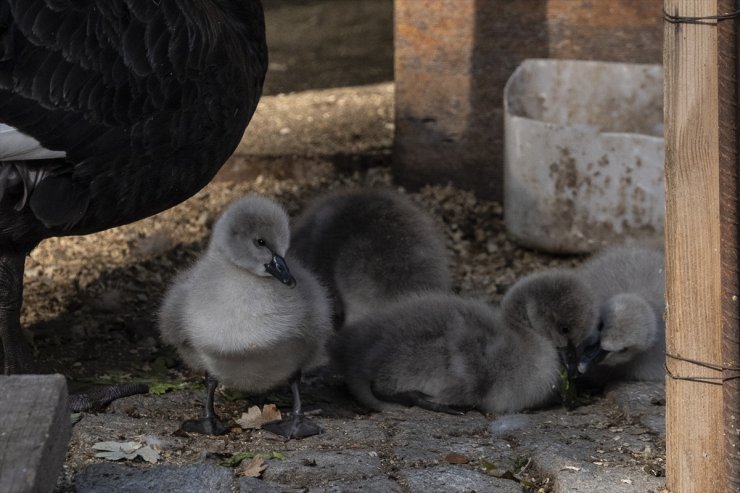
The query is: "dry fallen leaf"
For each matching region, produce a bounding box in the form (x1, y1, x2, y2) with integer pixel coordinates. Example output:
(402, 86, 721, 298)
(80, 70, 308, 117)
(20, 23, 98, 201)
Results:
(238, 457, 267, 478)
(236, 406, 262, 429)
(236, 404, 282, 429)
(92, 440, 160, 464)
(261, 404, 282, 422)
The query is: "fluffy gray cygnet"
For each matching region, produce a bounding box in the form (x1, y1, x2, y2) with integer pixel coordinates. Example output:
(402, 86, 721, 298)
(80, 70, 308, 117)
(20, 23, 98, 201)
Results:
(576, 245, 665, 382)
(500, 269, 599, 380)
(291, 188, 451, 327)
(158, 195, 331, 438)
(332, 270, 596, 414)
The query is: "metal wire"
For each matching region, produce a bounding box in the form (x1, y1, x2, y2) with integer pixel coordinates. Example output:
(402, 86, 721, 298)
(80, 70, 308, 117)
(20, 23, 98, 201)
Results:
(664, 352, 740, 385)
(663, 8, 740, 25)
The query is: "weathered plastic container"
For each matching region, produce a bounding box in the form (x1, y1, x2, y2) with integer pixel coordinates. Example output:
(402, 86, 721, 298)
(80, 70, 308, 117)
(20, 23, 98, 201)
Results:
(503, 59, 664, 254)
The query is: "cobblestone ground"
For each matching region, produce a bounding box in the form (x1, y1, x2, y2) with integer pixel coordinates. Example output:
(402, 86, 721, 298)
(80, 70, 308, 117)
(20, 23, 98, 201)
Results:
(62, 377, 665, 493)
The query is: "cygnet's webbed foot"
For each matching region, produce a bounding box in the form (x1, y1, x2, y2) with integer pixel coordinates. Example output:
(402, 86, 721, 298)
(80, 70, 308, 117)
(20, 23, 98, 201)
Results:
(180, 416, 230, 436)
(262, 413, 322, 439)
(179, 373, 231, 435)
(180, 374, 230, 435)
(375, 389, 467, 415)
(69, 383, 150, 412)
(262, 371, 322, 439)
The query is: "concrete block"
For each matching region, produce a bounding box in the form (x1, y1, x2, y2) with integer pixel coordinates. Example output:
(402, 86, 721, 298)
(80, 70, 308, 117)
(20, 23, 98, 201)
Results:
(0, 374, 70, 493)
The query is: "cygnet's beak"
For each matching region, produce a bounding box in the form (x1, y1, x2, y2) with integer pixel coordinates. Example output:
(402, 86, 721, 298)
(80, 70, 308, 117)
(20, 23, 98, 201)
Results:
(557, 342, 579, 380)
(265, 254, 296, 288)
(576, 340, 608, 375)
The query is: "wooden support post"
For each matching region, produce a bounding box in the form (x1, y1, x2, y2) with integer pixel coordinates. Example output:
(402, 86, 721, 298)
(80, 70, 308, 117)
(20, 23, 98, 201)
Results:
(664, 0, 727, 491)
(717, 0, 740, 489)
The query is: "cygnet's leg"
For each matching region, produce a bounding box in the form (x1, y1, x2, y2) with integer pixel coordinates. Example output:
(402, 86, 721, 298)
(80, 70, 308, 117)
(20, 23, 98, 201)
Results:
(262, 372, 322, 439)
(180, 374, 230, 435)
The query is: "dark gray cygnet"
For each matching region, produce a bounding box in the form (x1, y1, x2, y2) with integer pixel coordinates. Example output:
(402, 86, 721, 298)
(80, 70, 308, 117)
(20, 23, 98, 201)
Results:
(576, 245, 665, 382)
(332, 270, 597, 414)
(291, 188, 451, 327)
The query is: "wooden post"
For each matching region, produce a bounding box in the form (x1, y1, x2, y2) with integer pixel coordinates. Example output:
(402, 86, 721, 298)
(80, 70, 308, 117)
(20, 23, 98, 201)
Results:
(717, 0, 740, 489)
(664, 0, 727, 491)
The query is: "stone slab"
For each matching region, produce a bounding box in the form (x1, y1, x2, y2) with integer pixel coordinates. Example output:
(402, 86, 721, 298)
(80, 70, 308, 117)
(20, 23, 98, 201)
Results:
(0, 374, 70, 493)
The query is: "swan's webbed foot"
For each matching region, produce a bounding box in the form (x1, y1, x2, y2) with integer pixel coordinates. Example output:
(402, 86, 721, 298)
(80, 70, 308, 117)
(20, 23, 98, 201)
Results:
(69, 383, 150, 412)
(377, 389, 467, 415)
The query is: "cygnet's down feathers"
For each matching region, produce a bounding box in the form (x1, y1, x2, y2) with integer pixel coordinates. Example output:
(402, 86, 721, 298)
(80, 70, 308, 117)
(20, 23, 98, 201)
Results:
(158, 195, 331, 437)
(576, 245, 665, 382)
(291, 188, 451, 326)
(333, 272, 597, 415)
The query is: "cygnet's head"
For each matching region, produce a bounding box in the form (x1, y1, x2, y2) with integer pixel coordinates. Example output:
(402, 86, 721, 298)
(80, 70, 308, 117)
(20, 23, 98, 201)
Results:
(577, 293, 658, 374)
(502, 270, 598, 371)
(210, 195, 296, 287)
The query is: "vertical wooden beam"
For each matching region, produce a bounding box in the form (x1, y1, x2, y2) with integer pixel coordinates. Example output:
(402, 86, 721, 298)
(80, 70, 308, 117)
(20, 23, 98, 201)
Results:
(664, 0, 726, 491)
(719, 0, 740, 488)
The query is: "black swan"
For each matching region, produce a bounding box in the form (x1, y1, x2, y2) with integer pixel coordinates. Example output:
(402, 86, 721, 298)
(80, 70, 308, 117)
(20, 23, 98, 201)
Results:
(0, 0, 268, 411)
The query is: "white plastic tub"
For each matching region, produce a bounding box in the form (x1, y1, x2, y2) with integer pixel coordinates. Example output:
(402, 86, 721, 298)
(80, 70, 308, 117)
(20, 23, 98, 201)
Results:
(503, 59, 664, 254)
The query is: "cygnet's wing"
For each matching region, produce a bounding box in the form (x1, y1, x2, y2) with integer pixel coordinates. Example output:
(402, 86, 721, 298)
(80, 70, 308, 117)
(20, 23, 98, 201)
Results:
(157, 268, 205, 371)
(332, 293, 498, 412)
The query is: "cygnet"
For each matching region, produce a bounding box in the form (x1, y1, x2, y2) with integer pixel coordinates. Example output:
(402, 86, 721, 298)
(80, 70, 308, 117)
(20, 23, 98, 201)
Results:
(500, 269, 599, 380)
(291, 188, 451, 326)
(158, 195, 331, 438)
(332, 270, 596, 414)
(576, 245, 665, 381)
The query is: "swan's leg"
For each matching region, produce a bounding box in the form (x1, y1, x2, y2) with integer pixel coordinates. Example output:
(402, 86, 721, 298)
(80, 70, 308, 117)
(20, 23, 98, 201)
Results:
(0, 252, 34, 374)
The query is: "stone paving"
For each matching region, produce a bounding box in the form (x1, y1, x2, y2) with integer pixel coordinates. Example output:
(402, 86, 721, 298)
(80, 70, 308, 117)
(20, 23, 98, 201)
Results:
(63, 379, 666, 492)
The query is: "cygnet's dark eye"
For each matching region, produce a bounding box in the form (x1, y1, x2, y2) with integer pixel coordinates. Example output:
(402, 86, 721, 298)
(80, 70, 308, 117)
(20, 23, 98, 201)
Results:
(254, 238, 266, 247)
(560, 326, 569, 335)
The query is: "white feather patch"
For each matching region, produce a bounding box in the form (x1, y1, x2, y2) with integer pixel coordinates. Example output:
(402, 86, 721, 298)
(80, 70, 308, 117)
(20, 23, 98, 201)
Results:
(0, 123, 66, 160)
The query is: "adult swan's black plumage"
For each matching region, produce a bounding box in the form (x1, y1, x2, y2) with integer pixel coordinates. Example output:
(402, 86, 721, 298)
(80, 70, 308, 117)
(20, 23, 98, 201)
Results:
(0, 0, 267, 409)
